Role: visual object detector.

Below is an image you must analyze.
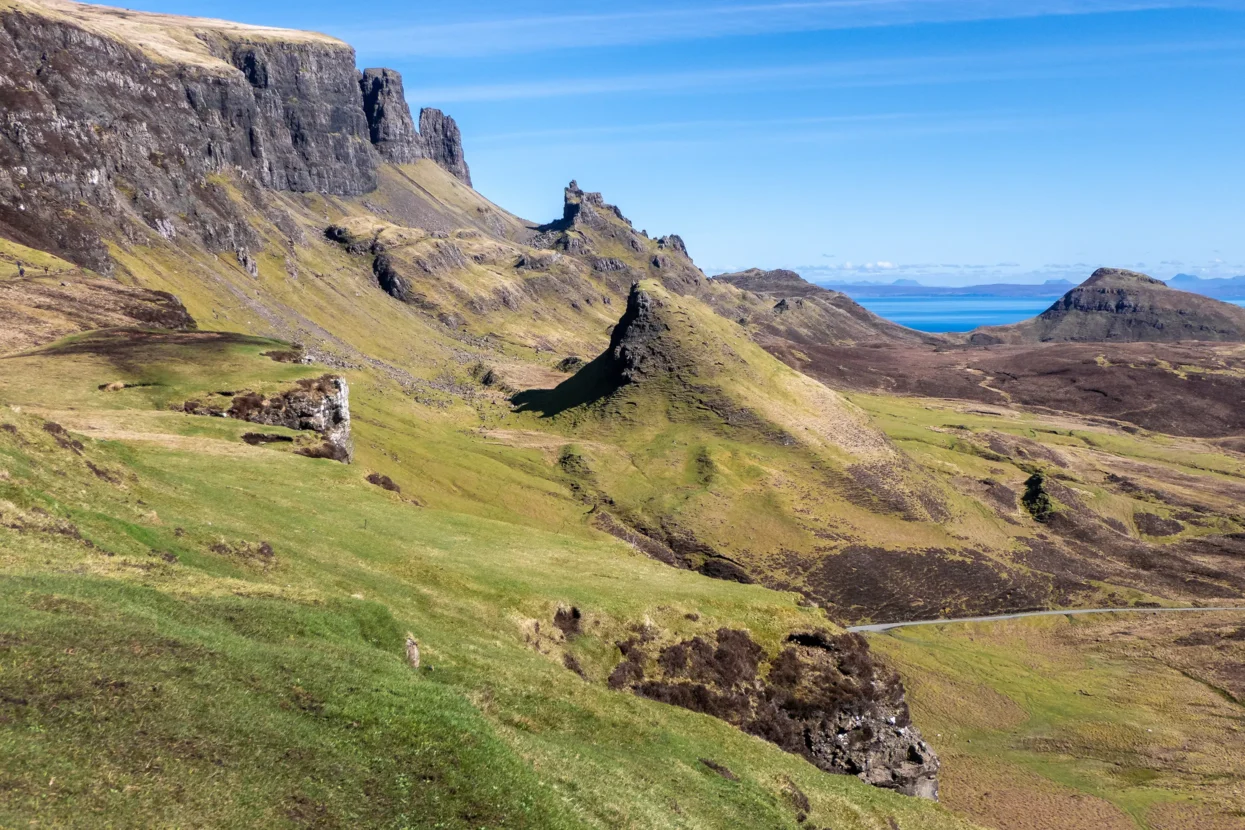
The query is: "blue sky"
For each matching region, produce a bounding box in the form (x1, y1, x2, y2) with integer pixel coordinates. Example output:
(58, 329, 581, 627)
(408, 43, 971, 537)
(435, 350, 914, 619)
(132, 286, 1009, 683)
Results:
(129, 1, 1244, 285)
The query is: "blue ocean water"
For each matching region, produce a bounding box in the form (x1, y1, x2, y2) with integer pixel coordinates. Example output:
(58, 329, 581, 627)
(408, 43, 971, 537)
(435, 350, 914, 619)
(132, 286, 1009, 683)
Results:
(852, 296, 1058, 333)
(851, 296, 1245, 333)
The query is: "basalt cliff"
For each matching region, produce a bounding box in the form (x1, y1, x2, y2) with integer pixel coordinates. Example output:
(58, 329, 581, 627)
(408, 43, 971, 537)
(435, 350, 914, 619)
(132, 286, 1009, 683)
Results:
(0, 0, 470, 272)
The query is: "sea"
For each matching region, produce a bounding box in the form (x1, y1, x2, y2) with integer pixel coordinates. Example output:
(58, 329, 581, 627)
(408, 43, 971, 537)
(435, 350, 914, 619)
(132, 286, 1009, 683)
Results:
(853, 296, 1245, 333)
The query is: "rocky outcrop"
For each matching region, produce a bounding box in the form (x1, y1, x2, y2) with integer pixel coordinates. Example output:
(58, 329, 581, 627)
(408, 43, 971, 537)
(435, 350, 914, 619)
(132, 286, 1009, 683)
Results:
(417, 108, 472, 186)
(227, 375, 352, 462)
(531, 181, 706, 295)
(970, 267, 1245, 343)
(359, 68, 422, 164)
(608, 626, 939, 799)
(607, 283, 687, 383)
(358, 70, 472, 184)
(0, 1, 471, 270)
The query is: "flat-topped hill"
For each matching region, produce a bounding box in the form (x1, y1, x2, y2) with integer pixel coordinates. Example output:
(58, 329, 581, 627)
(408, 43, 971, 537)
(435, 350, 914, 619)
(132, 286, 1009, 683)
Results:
(969, 267, 1245, 343)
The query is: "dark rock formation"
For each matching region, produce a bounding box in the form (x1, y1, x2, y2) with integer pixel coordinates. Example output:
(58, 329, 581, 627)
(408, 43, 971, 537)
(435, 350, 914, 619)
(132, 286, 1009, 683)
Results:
(227, 375, 352, 462)
(0, 2, 472, 270)
(417, 108, 472, 186)
(606, 284, 685, 383)
(530, 181, 706, 294)
(358, 71, 472, 185)
(360, 68, 422, 164)
(971, 267, 1245, 343)
(609, 627, 940, 799)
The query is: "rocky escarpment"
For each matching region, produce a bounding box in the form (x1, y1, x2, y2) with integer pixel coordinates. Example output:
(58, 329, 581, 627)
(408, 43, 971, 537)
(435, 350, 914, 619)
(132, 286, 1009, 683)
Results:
(969, 267, 1245, 344)
(0, 0, 470, 271)
(608, 626, 940, 799)
(713, 268, 941, 346)
(415, 108, 472, 187)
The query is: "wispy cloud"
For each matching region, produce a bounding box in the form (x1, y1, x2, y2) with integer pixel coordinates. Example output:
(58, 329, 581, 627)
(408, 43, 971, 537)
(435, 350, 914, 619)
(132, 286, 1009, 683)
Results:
(339, 0, 1245, 58)
(467, 112, 1080, 154)
(469, 112, 924, 143)
(406, 39, 1245, 103)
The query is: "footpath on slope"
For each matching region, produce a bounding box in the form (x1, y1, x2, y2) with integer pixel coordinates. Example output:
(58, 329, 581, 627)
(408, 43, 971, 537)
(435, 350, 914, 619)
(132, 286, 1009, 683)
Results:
(849, 605, 1245, 633)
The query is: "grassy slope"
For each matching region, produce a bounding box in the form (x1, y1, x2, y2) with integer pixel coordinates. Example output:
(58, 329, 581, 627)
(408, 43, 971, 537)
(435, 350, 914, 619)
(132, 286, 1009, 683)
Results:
(0, 105, 1241, 827)
(0, 332, 976, 829)
(852, 392, 1245, 546)
(504, 282, 1245, 620)
(869, 613, 1245, 830)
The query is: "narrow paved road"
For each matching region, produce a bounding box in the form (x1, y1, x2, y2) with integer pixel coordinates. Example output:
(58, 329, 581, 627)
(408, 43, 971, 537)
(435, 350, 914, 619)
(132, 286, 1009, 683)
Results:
(848, 605, 1245, 633)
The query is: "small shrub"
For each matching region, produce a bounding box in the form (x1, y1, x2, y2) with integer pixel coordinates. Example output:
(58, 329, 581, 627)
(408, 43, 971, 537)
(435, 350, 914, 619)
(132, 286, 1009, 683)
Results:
(555, 356, 586, 373)
(1022, 471, 1055, 522)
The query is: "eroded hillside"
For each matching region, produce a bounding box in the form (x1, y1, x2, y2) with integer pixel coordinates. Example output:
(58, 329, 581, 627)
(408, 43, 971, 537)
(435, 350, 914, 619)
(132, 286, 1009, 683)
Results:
(1, 2, 1243, 828)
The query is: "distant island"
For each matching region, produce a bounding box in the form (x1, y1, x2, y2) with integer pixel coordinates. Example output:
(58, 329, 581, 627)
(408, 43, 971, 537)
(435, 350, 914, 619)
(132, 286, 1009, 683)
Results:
(820, 274, 1245, 300)
(1166, 273, 1245, 299)
(817, 279, 1075, 299)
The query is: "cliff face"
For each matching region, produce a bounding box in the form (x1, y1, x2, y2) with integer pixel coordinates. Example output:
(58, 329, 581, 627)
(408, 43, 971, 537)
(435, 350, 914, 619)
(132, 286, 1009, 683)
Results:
(417, 108, 472, 187)
(0, 0, 470, 270)
(359, 69, 472, 185)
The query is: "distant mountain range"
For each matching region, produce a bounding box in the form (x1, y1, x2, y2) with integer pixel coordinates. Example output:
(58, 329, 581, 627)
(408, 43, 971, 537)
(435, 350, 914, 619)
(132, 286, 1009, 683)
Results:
(1166, 273, 1245, 299)
(817, 279, 1075, 298)
(820, 274, 1245, 300)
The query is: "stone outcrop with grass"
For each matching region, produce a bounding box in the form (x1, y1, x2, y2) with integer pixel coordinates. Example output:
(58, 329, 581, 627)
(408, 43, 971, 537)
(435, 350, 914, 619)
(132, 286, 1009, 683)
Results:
(227, 375, 352, 462)
(609, 626, 941, 798)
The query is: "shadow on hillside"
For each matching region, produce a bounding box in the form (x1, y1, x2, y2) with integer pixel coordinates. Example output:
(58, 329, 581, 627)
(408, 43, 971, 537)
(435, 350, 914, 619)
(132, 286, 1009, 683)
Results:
(510, 352, 622, 417)
(4, 329, 283, 375)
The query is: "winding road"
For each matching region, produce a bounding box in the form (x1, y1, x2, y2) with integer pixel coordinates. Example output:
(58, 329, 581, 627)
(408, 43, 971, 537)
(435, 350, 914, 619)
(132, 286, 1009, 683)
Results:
(848, 605, 1245, 633)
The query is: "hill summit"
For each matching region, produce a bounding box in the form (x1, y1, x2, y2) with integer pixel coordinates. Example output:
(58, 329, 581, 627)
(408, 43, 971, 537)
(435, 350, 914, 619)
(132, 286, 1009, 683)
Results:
(970, 267, 1245, 343)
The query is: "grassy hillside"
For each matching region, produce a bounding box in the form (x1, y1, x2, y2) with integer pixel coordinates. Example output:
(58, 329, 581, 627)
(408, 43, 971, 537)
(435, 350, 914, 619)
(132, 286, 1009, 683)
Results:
(870, 612, 1245, 829)
(505, 282, 1245, 623)
(1, 6, 1243, 825)
(0, 329, 979, 829)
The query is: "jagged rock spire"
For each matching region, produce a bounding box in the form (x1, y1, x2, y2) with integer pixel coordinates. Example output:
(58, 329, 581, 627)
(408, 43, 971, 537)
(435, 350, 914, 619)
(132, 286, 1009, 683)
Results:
(358, 69, 472, 185)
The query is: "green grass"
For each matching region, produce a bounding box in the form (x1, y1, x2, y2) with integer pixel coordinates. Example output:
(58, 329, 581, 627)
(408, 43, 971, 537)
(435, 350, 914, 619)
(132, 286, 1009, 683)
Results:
(0, 576, 578, 829)
(869, 615, 1245, 829)
(0, 334, 977, 829)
